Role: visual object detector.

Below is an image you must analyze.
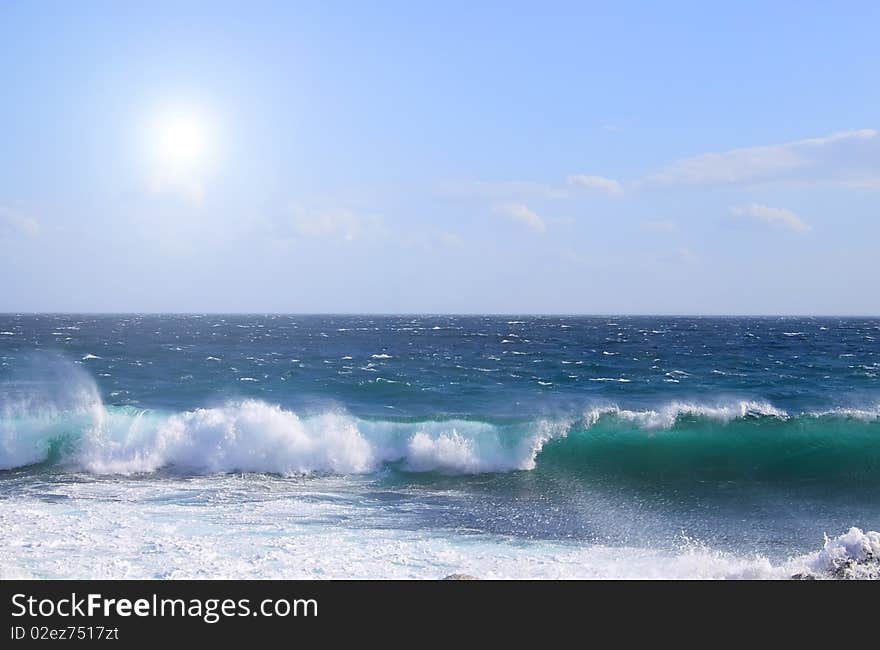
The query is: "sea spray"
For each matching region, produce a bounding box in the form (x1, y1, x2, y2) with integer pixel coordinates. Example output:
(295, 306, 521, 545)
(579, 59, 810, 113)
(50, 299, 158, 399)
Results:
(0, 351, 104, 470)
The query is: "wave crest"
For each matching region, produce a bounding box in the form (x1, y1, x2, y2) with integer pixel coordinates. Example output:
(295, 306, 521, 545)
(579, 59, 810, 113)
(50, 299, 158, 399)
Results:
(79, 401, 378, 475)
(2, 386, 879, 479)
(1, 398, 563, 476)
(583, 400, 789, 430)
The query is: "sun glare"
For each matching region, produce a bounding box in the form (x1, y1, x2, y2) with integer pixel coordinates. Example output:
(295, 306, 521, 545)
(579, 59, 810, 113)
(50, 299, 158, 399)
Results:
(150, 110, 213, 170)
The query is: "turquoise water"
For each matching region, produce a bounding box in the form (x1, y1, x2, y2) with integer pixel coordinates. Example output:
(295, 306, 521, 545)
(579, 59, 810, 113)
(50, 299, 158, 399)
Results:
(1, 315, 878, 578)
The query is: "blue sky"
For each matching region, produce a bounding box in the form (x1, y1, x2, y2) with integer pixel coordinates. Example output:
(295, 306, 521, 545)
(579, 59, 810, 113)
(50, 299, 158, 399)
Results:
(1, 1, 878, 314)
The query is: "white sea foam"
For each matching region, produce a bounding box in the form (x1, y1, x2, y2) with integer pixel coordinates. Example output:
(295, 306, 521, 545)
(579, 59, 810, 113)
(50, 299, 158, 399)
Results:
(808, 406, 880, 421)
(583, 400, 789, 430)
(0, 476, 874, 579)
(0, 388, 565, 476)
(77, 401, 379, 475)
(0, 359, 871, 478)
(3, 390, 876, 476)
(406, 431, 483, 473)
(797, 528, 880, 579)
(402, 419, 560, 473)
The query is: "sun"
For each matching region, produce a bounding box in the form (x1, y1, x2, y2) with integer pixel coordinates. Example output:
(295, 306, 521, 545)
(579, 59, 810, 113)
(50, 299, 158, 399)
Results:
(149, 110, 214, 171)
(139, 105, 220, 202)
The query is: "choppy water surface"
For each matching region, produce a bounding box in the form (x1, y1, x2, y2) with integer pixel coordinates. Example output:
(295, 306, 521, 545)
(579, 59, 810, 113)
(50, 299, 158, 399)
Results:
(1, 315, 878, 578)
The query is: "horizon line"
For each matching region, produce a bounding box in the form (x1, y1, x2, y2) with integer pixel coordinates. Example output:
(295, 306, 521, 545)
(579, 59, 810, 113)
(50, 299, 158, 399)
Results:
(1, 312, 879, 318)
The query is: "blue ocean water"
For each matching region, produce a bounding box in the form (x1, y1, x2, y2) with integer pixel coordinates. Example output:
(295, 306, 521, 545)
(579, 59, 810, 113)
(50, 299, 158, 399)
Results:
(1, 315, 878, 579)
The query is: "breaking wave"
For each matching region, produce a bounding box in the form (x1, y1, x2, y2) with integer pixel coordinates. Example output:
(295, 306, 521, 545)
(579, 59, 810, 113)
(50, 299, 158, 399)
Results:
(1, 357, 878, 478)
(2, 388, 879, 479)
(0, 394, 562, 475)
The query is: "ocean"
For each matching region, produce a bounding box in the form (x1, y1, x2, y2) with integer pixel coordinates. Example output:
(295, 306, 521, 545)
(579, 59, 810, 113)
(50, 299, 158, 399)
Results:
(1, 314, 878, 579)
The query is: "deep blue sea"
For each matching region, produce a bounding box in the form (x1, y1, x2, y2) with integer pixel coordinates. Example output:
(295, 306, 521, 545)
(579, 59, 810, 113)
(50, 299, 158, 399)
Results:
(1, 315, 878, 578)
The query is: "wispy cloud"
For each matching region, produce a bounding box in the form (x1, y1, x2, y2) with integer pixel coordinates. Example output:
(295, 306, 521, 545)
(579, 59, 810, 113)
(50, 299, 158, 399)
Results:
(441, 174, 624, 203)
(729, 203, 811, 233)
(641, 219, 677, 234)
(146, 173, 206, 205)
(0, 206, 40, 237)
(678, 247, 699, 263)
(439, 180, 568, 201)
(566, 174, 623, 194)
(399, 229, 465, 251)
(645, 129, 877, 188)
(285, 205, 383, 241)
(492, 202, 546, 233)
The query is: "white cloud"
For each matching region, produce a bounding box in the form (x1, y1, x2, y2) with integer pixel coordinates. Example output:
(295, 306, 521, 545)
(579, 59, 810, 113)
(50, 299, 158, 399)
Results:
(646, 129, 877, 188)
(147, 172, 205, 205)
(566, 174, 623, 194)
(439, 180, 568, 201)
(286, 205, 382, 241)
(399, 229, 465, 251)
(437, 231, 464, 247)
(442, 128, 878, 221)
(641, 219, 677, 233)
(0, 207, 40, 237)
(678, 247, 699, 263)
(441, 174, 623, 203)
(729, 203, 810, 233)
(492, 202, 546, 232)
